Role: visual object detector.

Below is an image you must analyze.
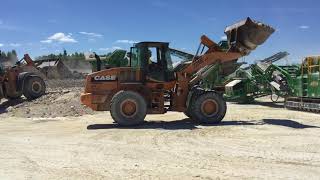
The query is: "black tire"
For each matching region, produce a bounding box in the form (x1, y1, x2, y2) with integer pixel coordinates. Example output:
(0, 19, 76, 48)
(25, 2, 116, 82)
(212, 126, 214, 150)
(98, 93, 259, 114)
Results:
(23, 76, 46, 100)
(184, 93, 200, 119)
(191, 92, 227, 124)
(110, 91, 147, 126)
(7, 94, 22, 100)
(183, 111, 192, 118)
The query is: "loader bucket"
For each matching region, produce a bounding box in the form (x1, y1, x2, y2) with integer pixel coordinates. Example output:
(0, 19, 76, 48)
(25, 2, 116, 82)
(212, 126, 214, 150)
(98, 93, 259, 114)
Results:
(225, 17, 275, 55)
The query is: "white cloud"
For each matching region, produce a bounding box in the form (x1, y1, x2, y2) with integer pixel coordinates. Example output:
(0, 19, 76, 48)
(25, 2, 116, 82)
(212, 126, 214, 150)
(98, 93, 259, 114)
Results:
(98, 48, 110, 51)
(9, 43, 21, 47)
(299, 25, 310, 29)
(49, 33, 77, 43)
(221, 35, 227, 40)
(115, 40, 138, 44)
(41, 39, 53, 43)
(79, 32, 103, 38)
(41, 32, 77, 43)
(0, 43, 3, 47)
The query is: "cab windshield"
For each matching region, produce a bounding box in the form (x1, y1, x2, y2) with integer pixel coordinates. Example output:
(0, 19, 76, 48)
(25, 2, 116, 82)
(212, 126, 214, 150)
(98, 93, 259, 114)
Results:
(130, 47, 141, 68)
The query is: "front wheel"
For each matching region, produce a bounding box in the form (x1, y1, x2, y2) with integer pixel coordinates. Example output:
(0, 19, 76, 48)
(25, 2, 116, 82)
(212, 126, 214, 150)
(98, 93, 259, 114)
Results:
(23, 76, 46, 100)
(191, 92, 227, 124)
(7, 93, 22, 100)
(110, 91, 147, 126)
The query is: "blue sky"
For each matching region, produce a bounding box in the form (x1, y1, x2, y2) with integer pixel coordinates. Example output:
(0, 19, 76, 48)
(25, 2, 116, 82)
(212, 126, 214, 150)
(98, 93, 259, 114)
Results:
(0, 0, 319, 64)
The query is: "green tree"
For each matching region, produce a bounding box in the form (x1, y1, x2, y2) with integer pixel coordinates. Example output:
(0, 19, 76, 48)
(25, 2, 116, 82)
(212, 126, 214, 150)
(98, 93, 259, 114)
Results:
(1, 51, 7, 58)
(63, 49, 67, 57)
(6, 51, 12, 59)
(11, 50, 17, 57)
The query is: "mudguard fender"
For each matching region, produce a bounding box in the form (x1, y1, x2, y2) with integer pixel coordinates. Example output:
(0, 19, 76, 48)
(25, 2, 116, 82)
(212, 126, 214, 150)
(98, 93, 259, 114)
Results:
(16, 72, 41, 92)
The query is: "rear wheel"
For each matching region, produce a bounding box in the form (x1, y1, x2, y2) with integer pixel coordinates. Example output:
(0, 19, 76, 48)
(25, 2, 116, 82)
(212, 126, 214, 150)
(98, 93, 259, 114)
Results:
(23, 76, 46, 100)
(110, 91, 147, 126)
(191, 92, 227, 124)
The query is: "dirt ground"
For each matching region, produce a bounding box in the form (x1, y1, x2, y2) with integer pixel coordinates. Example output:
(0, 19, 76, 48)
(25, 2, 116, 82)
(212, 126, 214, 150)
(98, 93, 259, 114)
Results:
(0, 90, 320, 179)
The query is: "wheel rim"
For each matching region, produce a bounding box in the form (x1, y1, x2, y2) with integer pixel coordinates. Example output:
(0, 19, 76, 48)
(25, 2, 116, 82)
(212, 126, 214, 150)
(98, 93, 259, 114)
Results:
(201, 99, 219, 117)
(31, 81, 42, 94)
(120, 99, 138, 118)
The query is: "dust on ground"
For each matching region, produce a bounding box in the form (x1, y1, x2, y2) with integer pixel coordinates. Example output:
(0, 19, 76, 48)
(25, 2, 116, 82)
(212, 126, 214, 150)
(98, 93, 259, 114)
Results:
(0, 87, 320, 179)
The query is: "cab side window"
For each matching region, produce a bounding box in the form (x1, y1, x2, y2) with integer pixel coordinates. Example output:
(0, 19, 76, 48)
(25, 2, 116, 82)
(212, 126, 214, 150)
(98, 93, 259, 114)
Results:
(130, 47, 141, 68)
(147, 48, 158, 64)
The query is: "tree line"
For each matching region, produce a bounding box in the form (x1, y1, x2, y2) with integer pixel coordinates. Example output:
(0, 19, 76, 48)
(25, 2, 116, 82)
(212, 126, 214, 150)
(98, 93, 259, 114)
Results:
(36, 49, 86, 61)
(1, 49, 128, 69)
(0, 50, 18, 62)
(36, 49, 128, 67)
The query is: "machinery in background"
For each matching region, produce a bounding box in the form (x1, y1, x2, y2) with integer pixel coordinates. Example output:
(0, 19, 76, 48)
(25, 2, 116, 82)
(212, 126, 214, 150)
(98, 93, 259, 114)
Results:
(35, 58, 74, 79)
(284, 56, 320, 112)
(85, 50, 129, 72)
(224, 52, 289, 103)
(0, 54, 46, 101)
(225, 54, 320, 113)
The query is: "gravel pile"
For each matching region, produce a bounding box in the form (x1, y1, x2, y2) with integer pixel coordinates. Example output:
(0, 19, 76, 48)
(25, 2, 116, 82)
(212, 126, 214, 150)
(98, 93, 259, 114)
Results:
(1, 79, 97, 118)
(45, 79, 85, 91)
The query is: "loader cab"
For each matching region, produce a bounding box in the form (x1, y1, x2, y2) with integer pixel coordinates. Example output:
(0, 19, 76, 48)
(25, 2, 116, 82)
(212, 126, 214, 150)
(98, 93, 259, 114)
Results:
(129, 42, 175, 82)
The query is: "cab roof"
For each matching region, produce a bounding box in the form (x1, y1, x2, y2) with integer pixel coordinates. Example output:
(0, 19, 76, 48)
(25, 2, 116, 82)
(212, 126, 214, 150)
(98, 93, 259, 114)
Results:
(134, 41, 169, 47)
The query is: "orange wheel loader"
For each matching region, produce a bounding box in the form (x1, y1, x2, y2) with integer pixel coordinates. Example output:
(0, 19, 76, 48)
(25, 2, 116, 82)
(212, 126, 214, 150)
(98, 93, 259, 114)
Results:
(81, 17, 275, 126)
(0, 54, 46, 102)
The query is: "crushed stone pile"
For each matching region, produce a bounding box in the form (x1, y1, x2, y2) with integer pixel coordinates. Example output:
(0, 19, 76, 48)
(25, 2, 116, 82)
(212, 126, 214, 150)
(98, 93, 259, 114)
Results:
(45, 79, 85, 91)
(1, 79, 97, 118)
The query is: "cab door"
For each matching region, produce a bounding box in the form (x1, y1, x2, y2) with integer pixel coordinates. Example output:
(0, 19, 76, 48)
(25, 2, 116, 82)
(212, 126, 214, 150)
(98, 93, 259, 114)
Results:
(145, 46, 175, 82)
